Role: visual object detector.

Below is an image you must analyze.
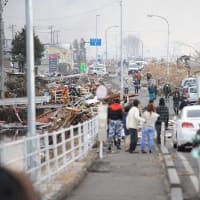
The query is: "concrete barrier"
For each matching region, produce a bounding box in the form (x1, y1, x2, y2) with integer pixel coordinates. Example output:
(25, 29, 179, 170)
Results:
(171, 188, 183, 200)
(164, 155, 175, 168)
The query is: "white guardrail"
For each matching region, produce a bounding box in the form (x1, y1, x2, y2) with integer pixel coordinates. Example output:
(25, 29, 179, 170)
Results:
(0, 117, 98, 187)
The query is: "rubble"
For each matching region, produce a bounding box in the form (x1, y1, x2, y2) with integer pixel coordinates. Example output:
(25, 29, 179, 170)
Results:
(0, 73, 120, 134)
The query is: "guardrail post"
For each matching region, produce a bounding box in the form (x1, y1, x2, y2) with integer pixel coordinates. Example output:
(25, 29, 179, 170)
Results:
(77, 123, 82, 159)
(61, 129, 67, 167)
(53, 133, 58, 170)
(44, 131, 51, 180)
(83, 122, 89, 157)
(70, 126, 75, 161)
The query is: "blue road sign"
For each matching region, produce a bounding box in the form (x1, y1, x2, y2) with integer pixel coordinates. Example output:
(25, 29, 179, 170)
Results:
(90, 38, 101, 46)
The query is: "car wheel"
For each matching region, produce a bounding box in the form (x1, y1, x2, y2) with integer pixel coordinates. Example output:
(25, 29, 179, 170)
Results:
(173, 132, 178, 148)
(173, 143, 177, 148)
(177, 145, 184, 152)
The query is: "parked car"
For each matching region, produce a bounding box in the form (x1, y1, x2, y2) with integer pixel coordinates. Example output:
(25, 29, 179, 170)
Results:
(88, 64, 108, 76)
(182, 86, 198, 104)
(128, 63, 139, 74)
(181, 77, 196, 88)
(172, 105, 200, 151)
(135, 60, 146, 70)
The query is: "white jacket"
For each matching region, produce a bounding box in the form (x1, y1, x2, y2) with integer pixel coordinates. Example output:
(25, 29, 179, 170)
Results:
(126, 106, 145, 129)
(142, 111, 159, 128)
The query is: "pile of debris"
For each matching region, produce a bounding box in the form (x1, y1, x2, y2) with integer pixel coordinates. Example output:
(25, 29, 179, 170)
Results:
(36, 107, 94, 132)
(0, 74, 118, 134)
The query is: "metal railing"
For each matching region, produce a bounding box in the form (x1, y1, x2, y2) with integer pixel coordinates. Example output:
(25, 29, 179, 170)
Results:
(0, 117, 98, 187)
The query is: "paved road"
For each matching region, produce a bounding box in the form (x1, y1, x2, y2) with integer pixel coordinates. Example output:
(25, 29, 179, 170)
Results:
(65, 146, 169, 200)
(166, 136, 200, 199)
(64, 77, 170, 200)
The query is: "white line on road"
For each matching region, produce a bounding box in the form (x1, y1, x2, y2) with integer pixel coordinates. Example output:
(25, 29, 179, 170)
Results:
(177, 152, 199, 192)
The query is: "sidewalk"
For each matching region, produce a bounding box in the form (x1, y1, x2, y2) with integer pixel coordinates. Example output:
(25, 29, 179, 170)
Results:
(62, 143, 170, 200)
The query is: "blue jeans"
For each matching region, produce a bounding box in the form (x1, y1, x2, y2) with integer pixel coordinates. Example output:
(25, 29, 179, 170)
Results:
(141, 127, 155, 152)
(108, 120, 122, 147)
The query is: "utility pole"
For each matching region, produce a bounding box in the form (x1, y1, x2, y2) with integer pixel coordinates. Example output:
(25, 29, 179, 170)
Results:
(95, 14, 100, 63)
(49, 25, 53, 44)
(56, 30, 60, 44)
(53, 30, 59, 44)
(8, 24, 16, 40)
(0, 0, 8, 98)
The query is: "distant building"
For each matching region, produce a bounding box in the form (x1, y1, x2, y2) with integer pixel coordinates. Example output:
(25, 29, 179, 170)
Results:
(39, 44, 74, 74)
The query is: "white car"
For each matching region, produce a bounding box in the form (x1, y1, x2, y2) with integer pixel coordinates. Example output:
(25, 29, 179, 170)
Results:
(173, 105, 200, 151)
(88, 64, 108, 76)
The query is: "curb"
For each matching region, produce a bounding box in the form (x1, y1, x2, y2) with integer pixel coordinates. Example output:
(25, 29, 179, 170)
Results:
(159, 145, 183, 200)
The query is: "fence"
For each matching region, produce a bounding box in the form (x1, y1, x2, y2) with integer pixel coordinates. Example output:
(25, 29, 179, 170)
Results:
(0, 117, 98, 188)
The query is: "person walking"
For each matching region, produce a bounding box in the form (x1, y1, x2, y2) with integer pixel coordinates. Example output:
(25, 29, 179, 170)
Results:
(148, 84, 156, 101)
(126, 99, 145, 153)
(155, 98, 169, 144)
(172, 88, 180, 115)
(141, 103, 159, 153)
(163, 84, 171, 102)
(136, 71, 142, 88)
(122, 103, 131, 151)
(133, 79, 140, 94)
(179, 96, 188, 112)
(108, 98, 123, 151)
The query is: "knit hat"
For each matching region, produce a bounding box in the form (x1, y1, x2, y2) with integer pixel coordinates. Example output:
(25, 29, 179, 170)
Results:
(159, 98, 165, 106)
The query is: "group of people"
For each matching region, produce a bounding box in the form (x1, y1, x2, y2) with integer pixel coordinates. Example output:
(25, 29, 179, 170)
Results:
(107, 97, 169, 154)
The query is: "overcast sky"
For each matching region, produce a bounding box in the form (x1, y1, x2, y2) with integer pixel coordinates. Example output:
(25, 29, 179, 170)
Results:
(3, 0, 200, 59)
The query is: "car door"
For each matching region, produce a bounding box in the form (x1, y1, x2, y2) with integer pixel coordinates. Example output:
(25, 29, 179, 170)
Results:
(172, 115, 180, 146)
(188, 87, 198, 103)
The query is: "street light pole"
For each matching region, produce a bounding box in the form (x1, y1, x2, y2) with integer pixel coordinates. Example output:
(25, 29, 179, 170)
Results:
(26, 0, 37, 171)
(140, 39, 144, 59)
(147, 14, 170, 80)
(96, 14, 100, 63)
(105, 25, 118, 65)
(120, 0, 123, 102)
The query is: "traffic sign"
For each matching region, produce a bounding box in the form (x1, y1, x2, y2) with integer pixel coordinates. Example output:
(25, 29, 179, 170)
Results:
(90, 38, 102, 46)
(49, 54, 58, 73)
(80, 63, 86, 73)
(96, 85, 107, 100)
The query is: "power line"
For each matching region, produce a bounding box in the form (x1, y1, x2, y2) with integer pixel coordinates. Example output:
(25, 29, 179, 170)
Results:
(34, 1, 116, 22)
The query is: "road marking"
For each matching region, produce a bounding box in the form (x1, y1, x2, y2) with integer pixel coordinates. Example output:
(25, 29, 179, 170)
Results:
(177, 152, 199, 192)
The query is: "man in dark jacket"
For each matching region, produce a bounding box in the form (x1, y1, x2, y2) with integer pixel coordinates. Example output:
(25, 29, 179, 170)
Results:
(108, 98, 123, 151)
(163, 84, 171, 102)
(155, 98, 169, 144)
(172, 88, 180, 115)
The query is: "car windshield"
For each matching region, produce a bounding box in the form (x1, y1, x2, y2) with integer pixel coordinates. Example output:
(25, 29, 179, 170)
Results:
(187, 110, 200, 118)
(189, 87, 197, 93)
